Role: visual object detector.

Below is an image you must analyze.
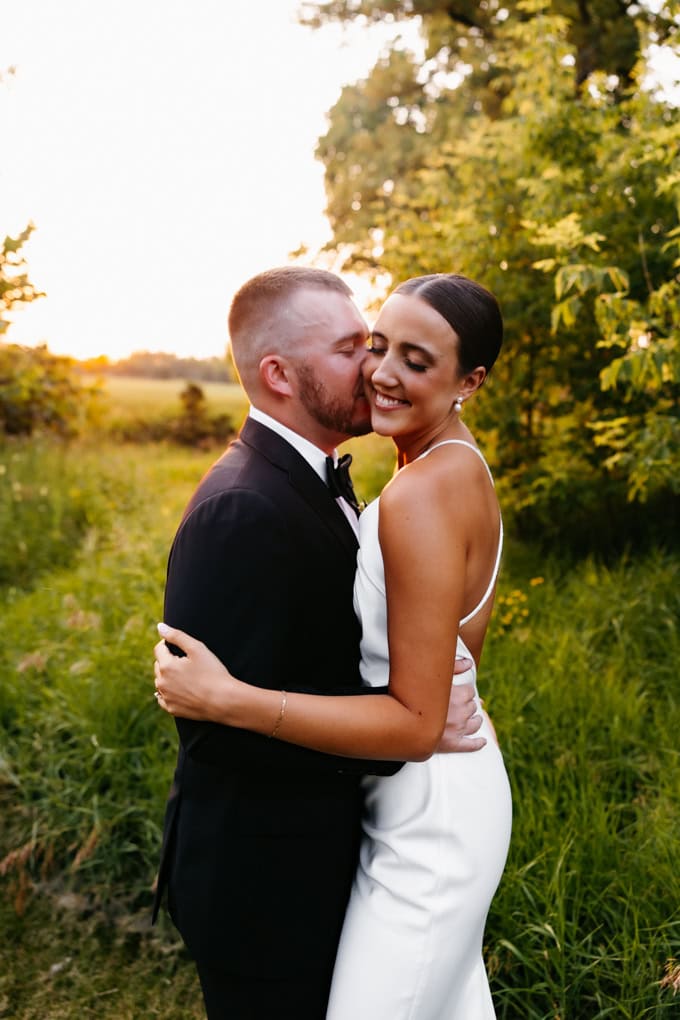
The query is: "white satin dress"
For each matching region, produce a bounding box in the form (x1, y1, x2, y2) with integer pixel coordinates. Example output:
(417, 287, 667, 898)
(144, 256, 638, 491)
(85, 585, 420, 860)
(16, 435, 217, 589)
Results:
(326, 441, 513, 1020)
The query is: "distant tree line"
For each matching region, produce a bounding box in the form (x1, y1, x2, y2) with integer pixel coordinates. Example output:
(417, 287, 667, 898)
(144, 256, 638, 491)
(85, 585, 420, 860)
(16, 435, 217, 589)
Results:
(0, 341, 236, 446)
(78, 350, 236, 383)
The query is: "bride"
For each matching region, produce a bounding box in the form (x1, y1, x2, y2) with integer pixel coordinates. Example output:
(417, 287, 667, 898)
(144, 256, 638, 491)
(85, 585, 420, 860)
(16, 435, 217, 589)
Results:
(154, 273, 512, 1019)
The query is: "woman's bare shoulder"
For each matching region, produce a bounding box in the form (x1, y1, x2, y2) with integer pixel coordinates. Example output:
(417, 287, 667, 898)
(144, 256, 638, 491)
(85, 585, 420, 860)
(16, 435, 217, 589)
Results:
(381, 441, 490, 514)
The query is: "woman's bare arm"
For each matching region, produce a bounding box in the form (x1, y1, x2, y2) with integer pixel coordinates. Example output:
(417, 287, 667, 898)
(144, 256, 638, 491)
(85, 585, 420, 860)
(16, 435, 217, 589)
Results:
(155, 469, 485, 760)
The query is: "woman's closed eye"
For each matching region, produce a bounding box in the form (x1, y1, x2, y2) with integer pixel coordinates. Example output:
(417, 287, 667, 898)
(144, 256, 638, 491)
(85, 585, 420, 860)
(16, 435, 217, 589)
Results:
(367, 338, 429, 373)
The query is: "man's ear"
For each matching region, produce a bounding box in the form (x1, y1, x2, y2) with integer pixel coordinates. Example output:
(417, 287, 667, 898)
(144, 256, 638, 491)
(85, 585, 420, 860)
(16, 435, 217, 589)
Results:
(259, 355, 295, 398)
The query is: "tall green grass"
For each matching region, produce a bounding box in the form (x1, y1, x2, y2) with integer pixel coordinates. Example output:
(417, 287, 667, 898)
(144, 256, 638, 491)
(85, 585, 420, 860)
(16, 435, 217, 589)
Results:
(482, 556, 679, 1017)
(1, 441, 214, 890)
(0, 440, 125, 590)
(1, 436, 678, 1017)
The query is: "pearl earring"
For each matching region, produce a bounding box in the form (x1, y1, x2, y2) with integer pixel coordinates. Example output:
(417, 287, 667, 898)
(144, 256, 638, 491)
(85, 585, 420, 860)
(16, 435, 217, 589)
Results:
(454, 395, 463, 413)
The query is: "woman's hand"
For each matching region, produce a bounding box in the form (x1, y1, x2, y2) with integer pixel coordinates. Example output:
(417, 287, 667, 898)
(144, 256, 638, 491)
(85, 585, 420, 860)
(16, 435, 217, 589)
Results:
(153, 623, 239, 722)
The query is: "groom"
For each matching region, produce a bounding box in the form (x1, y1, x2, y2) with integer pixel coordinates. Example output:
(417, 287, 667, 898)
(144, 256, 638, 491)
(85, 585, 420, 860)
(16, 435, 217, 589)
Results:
(153, 267, 484, 1020)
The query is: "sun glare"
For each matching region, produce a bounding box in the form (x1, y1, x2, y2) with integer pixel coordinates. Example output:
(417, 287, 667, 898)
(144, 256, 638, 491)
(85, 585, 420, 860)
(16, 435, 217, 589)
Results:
(0, 0, 420, 361)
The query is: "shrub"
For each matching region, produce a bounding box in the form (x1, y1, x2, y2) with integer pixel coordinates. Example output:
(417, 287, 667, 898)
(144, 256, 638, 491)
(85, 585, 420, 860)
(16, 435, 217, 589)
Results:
(0, 343, 101, 438)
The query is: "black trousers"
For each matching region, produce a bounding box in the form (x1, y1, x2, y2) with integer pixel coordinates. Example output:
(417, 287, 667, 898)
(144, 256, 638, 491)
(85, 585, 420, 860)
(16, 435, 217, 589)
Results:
(196, 959, 333, 1020)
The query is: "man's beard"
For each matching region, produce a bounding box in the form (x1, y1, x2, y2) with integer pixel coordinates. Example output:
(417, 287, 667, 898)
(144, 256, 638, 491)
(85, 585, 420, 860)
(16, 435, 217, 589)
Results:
(296, 363, 371, 437)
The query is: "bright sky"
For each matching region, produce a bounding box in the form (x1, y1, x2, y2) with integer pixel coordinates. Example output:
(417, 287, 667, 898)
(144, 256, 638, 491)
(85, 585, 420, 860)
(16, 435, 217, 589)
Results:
(1, 0, 419, 359)
(2, 3, 678, 361)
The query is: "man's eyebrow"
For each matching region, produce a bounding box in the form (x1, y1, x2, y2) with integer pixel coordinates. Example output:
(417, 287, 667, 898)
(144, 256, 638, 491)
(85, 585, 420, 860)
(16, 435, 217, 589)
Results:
(333, 330, 367, 345)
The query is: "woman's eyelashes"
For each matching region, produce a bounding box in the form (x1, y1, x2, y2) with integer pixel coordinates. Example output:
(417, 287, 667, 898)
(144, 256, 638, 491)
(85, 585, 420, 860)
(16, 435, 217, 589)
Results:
(405, 358, 427, 373)
(367, 340, 428, 373)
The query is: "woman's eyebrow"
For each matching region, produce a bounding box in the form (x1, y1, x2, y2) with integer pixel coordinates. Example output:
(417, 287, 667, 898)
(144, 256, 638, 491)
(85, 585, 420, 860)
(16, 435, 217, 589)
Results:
(402, 341, 436, 363)
(370, 330, 437, 363)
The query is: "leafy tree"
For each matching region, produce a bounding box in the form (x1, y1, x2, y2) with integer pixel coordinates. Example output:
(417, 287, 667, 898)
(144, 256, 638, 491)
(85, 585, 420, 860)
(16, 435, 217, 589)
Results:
(0, 223, 100, 438)
(0, 225, 44, 337)
(301, 0, 675, 97)
(173, 382, 212, 445)
(0, 343, 100, 437)
(302, 0, 680, 548)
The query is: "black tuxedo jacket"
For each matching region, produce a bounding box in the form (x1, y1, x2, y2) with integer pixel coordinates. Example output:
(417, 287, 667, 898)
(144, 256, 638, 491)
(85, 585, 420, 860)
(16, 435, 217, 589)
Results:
(154, 417, 400, 982)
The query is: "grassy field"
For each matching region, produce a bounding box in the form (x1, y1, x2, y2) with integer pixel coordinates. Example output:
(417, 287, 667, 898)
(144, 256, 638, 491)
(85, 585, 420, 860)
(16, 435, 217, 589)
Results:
(101, 376, 249, 424)
(1, 429, 678, 1018)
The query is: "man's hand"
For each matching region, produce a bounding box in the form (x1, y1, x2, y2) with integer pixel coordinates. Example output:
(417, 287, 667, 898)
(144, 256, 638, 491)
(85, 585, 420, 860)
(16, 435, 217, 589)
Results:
(437, 658, 486, 753)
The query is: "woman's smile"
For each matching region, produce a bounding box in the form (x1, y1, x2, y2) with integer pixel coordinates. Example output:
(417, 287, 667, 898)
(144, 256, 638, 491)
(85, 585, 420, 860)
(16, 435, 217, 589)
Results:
(372, 389, 410, 410)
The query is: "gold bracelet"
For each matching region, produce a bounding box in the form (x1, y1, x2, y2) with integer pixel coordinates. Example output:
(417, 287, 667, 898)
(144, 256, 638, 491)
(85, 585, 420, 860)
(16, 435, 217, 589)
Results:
(270, 691, 287, 738)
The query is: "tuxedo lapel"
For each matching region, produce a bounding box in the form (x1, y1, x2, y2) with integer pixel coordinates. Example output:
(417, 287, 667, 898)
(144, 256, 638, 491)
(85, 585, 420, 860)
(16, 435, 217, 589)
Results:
(240, 418, 359, 559)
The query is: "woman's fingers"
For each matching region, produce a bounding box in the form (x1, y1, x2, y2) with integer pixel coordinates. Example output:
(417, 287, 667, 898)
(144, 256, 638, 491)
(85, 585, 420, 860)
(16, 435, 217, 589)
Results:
(153, 644, 176, 711)
(156, 622, 203, 656)
(156, 692, 174, 715)
(152, 626, 231, 723)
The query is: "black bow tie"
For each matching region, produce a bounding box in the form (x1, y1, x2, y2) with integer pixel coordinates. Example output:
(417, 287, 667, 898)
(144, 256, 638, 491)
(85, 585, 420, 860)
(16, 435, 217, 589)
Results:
(326, 453, 360, 516)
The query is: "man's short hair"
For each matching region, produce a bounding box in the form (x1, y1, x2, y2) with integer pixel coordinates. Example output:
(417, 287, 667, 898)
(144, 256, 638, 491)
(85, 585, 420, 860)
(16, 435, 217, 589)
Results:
(228, 267, 351, 392)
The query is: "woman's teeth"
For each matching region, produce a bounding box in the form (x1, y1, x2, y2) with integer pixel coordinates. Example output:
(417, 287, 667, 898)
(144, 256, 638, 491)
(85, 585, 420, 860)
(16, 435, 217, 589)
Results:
(374, 392, 407, 408)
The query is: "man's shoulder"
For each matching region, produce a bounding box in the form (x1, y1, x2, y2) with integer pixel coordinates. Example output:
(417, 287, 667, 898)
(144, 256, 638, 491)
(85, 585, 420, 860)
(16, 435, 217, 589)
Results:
(173, 420, 336, 550)
(182, 461, 284, 528)
(185, 431, 276, 498)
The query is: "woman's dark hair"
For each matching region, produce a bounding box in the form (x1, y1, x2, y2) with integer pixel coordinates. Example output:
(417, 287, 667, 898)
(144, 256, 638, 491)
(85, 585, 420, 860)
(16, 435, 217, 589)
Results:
(394, 274, 503, 375)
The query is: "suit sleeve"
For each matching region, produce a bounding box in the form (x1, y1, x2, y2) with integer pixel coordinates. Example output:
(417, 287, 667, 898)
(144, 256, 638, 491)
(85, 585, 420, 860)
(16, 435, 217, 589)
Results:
(164, 487, 399, 776)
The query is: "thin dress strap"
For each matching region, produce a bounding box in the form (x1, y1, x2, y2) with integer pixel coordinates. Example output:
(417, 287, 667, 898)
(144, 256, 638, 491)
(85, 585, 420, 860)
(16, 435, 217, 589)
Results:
(417, 440, 503, 626)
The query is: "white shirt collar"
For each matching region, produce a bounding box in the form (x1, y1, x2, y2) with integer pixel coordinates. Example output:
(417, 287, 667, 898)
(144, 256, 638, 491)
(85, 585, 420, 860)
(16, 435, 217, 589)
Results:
(248, 406, 359, 537)
(248, 405, 335, 482)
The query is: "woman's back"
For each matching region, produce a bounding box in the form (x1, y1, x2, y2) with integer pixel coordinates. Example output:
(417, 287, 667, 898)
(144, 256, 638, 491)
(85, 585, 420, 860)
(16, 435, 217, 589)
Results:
(417, 438, 503, 663)
(355, 436, 502, 686)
